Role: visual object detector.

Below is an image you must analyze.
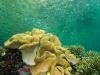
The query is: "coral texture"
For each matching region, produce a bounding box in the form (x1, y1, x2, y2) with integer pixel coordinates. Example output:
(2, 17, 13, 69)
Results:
(4, 28, 78, 75)
(75, 51, 100, 75)
(63, 45, 100, 75)
(65, 45, 85, 58)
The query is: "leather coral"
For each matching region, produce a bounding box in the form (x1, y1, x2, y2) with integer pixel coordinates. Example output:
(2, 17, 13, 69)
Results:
(4, 28, 78, 75)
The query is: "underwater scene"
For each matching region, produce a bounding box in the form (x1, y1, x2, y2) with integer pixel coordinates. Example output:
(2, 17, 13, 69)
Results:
(0, 0, 100, 75)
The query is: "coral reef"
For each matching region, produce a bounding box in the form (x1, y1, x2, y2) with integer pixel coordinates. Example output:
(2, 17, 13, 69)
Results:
(75, 51, 100, 75)
(65, 45, 85, 58)
(4, 28, 78, 75)
(4, 28, 62, 65)
(64, 45, 100, 75)
(1, 28, 100, 75)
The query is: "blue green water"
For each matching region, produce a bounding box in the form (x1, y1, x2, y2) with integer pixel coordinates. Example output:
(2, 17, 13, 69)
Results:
(0, 0, 100, 51)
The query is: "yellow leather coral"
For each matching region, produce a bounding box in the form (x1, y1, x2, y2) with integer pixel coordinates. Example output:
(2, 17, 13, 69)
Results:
(4, 28, 78, 75)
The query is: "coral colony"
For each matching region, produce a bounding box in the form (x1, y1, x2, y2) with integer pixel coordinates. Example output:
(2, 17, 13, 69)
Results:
(0, 28, 100, 75)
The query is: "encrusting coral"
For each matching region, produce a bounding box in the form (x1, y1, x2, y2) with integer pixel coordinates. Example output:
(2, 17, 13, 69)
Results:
(4, 28, 78, 75)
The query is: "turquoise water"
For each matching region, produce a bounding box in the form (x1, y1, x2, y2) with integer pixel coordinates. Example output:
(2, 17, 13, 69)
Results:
(0, 0, 100, 51)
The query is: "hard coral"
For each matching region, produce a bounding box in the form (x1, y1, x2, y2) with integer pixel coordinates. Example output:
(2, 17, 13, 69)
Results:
(65, 45, 85, 58)
(75, 51, 100, 75)
(4, 28, 78, 75)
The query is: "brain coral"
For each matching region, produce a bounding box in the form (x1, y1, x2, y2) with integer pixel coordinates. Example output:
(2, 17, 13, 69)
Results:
(4, 28, 78, 75)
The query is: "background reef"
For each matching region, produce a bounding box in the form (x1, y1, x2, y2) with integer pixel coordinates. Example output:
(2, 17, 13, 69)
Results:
(0, 0, 100, 51)
(65, 45, 100, 75)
